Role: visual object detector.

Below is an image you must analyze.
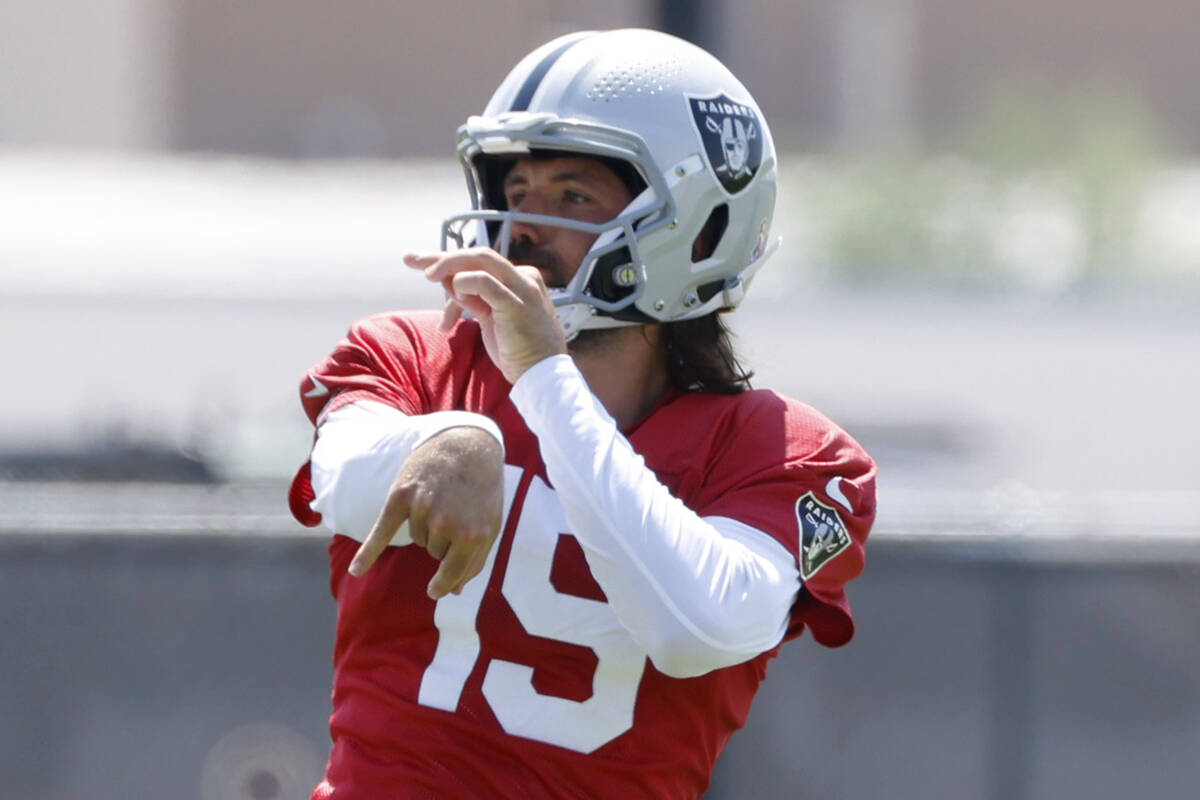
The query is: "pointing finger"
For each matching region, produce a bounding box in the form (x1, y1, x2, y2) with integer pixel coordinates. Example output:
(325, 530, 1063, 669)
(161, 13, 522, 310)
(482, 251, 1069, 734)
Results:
(423, 248, 524, 287)
(350, 522, 399, 578)
(349, 486, 412, 576)
(403, 251, 440, 270)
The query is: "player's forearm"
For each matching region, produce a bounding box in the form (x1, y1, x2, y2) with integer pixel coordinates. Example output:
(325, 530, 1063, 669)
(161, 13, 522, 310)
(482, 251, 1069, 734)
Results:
(309, 400, 504, 541)
(510, 355, 799, 678)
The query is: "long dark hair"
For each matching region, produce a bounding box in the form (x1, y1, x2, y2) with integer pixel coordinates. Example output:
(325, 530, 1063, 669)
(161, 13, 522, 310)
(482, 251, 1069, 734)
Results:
(664, 313, 753, 394)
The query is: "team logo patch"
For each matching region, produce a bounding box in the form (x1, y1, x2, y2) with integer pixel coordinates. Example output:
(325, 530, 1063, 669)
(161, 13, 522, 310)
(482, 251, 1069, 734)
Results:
(688, 92, 764, 195)
(795, 491, 852, 580)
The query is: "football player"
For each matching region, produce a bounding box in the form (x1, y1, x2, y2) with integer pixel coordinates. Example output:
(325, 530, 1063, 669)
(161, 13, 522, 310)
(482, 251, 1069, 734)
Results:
(289, 28, 876, 799)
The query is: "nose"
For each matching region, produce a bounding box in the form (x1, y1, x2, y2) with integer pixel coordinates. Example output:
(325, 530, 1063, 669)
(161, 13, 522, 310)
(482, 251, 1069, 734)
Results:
(508, 192, 549, 249)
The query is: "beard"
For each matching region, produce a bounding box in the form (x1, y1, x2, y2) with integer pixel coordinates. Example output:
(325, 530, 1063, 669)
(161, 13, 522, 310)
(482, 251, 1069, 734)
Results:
(506, 239, 574, 288)
(503, 239, 630, 355)
(566, 326, 629, 357)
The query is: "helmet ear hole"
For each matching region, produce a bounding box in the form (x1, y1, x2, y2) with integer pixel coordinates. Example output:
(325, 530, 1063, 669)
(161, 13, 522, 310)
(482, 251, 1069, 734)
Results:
(692, 203, 729, 262)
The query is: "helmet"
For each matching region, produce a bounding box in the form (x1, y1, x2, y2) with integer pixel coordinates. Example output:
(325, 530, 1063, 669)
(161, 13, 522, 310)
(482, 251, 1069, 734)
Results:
(441, 28, 779, 340)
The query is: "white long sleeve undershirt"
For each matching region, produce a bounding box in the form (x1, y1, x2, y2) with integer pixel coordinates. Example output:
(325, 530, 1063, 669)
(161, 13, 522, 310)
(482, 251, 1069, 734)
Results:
(308, 359, 801, 678)
(510, 355, 799, 677)
(309, 402, 504, 546)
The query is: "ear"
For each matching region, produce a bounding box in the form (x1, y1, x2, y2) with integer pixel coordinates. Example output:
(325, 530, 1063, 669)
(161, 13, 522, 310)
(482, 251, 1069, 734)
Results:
(705, 116, 721, 134)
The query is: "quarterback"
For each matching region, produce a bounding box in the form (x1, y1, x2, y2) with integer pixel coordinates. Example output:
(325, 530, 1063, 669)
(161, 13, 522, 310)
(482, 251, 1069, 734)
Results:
(289, 29, 876, 799)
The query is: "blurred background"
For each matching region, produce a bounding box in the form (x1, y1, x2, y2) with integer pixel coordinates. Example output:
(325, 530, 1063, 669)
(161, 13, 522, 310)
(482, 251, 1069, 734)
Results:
(2, 1, 1197, 798)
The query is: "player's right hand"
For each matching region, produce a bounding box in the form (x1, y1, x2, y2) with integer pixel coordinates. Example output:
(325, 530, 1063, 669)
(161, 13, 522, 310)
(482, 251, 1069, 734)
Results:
(403, 248, 567, 384)
(348, 425, 505, 599)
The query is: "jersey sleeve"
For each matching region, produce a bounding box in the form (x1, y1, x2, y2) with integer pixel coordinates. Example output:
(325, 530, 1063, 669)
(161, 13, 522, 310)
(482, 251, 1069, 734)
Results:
(288, 310, 465, 527)
(695, 392, 877, 648)
(297, 312, 439, 426)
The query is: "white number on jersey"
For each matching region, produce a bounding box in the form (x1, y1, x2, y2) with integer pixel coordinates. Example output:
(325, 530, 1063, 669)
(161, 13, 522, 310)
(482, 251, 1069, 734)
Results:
(417, 467, 648, 753)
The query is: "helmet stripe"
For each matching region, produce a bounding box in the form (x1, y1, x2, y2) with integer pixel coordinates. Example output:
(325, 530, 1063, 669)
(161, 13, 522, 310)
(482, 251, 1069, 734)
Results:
(509, 33, 594, 112)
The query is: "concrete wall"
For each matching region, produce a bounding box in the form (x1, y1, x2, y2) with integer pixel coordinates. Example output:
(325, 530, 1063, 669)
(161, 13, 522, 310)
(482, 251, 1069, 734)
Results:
(4, 496, 1198, 799)
(711, 543, 1200, 799)
(1, 532, 333, 798)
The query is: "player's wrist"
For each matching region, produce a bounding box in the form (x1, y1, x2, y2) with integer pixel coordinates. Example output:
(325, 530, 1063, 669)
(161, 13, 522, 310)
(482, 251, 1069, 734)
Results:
(415, 424, 504, 463)
(509, 352, 576, 398)
(410, 410, 505, 457)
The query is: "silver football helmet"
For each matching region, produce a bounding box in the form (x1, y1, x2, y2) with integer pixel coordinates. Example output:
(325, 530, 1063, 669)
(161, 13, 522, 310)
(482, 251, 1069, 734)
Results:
(441, 28, 779, 340)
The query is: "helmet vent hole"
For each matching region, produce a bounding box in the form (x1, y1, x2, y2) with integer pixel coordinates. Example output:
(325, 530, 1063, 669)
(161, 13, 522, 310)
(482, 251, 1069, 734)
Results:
(586, 56, 681, 101)
(692, 203, 729, 262)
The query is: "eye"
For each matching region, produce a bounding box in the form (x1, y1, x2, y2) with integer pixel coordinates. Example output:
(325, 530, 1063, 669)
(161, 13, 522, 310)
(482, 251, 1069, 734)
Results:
(506, 189, 526, 208)
(564, 190, 591, 205)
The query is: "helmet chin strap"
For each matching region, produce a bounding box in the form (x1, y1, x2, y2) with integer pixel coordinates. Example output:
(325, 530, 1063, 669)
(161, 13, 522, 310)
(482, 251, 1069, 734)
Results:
(551, 293, 638, 342)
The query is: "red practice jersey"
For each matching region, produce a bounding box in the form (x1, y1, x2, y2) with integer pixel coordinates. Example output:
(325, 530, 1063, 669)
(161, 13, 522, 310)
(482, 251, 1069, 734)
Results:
(289, 310, 876, 799)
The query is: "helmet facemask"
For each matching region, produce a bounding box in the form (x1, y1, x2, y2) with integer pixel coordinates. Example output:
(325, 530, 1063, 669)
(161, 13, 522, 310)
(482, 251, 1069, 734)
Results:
(441, 116, 675, 340)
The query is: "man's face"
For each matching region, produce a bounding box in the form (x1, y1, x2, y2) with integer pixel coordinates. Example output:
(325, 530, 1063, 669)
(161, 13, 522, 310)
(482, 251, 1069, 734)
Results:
(502, 156, 633, 287)
(722, 119, 749, 173)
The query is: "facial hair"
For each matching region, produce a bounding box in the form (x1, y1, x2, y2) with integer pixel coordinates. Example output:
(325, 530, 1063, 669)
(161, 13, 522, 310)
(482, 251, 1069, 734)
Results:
(505, 239, 631, 357)
(506, 239, 573, 288)
(566, 326, 633, 357)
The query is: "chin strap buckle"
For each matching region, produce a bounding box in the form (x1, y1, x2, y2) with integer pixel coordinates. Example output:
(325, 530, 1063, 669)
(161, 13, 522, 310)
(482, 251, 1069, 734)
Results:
(721, 276, 745, 308)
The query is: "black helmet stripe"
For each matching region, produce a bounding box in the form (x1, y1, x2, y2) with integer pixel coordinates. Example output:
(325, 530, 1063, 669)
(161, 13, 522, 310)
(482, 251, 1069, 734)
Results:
(509, 33, 595, 112)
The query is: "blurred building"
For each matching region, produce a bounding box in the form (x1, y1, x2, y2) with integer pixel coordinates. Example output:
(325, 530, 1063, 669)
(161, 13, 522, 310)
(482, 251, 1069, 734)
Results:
(2, 0, 1197, 156)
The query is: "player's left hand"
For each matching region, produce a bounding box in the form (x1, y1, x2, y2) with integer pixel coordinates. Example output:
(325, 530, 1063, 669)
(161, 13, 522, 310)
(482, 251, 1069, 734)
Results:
(348, 425, 505, 599)
(405, 249, 566, 383)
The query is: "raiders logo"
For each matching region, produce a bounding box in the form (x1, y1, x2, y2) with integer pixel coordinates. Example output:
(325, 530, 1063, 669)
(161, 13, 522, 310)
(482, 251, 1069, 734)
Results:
(795, 491, 852, 580)
(687, 92, 764, 195)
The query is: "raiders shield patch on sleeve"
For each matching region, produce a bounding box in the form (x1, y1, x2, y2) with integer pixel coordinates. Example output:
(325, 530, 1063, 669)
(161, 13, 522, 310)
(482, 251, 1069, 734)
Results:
(795, 491, 852, 580)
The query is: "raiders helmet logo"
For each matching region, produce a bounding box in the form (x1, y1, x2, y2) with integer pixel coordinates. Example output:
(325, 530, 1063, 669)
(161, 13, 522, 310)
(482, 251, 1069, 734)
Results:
(795, 491, 852, 580)
(687, 92, 764, 195)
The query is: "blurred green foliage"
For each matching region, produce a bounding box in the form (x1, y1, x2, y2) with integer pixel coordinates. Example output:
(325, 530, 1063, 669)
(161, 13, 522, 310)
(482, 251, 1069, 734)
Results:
(960, 81, 1164, 281)
(780, 81, 1179, 293)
